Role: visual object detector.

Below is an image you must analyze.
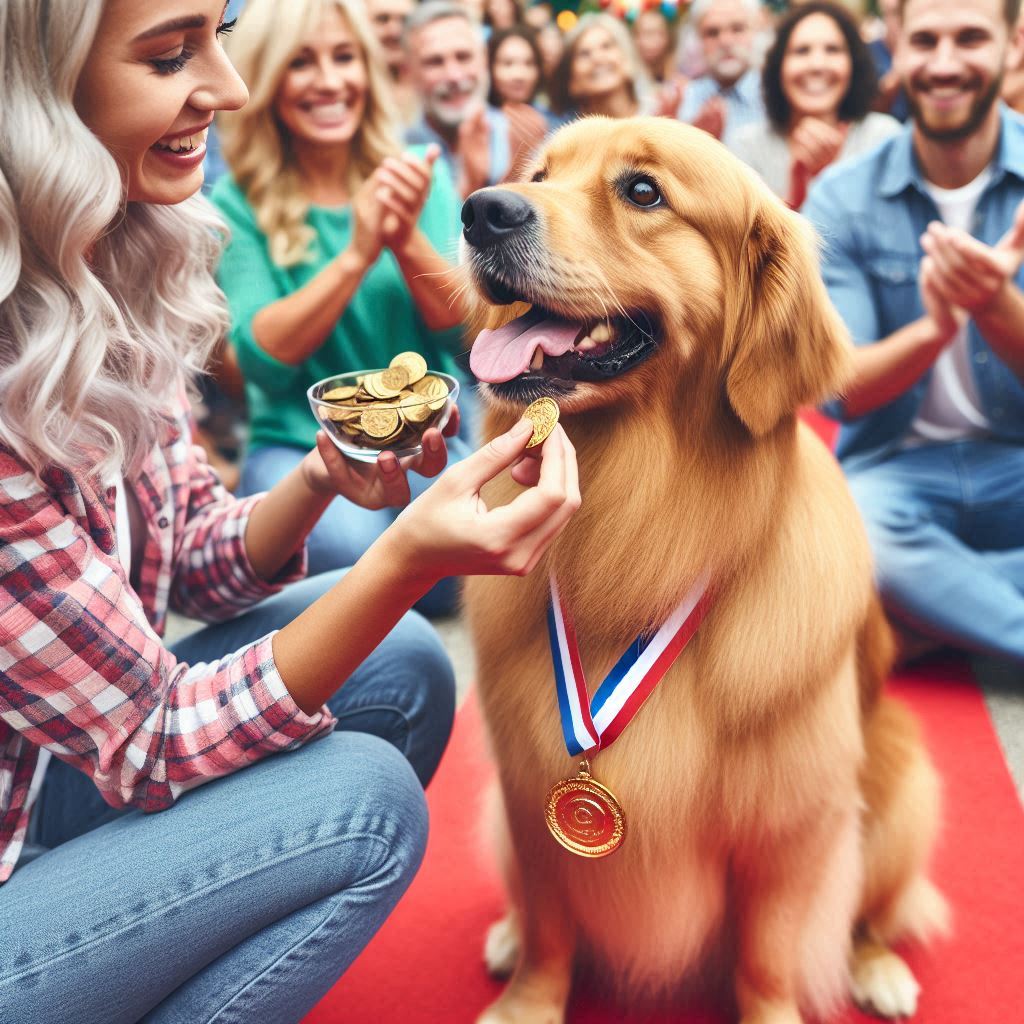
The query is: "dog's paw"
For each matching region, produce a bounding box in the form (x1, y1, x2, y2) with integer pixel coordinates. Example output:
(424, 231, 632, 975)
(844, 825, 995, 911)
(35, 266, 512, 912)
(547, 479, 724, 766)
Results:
(484, 913, 521, 978)
(477, 995, 563, 1024)
(850, 948, 920, 1019)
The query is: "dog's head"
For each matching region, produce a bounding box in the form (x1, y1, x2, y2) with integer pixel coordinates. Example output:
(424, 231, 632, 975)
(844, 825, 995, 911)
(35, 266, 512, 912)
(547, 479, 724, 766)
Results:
(462, 116, 851, 436)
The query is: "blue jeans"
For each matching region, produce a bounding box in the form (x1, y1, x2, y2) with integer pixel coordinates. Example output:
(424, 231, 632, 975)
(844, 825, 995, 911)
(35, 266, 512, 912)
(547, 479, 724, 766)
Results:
(846, 440, 1024, 664)
(239, 435, 474, 619)
(1, 570, 456, 1024)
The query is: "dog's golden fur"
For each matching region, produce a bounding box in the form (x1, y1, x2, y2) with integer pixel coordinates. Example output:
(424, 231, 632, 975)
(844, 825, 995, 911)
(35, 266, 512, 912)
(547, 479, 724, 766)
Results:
(463, 117, 947, 1024)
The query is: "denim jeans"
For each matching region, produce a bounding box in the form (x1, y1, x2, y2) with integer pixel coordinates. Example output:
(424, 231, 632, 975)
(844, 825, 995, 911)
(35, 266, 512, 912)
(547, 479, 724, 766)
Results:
(1, 569, 456, 1024)
(846, 440, 1024, 664)
(238, 437, 474, 618)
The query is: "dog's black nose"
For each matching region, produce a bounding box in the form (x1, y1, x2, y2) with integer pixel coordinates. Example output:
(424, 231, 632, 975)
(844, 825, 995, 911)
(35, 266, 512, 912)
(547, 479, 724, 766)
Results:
(461, 189, 536, 249)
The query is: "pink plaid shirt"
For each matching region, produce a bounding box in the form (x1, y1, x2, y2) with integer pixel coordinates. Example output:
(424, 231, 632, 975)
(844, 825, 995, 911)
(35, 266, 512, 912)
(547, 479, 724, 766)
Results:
(0, 392, 335, 882)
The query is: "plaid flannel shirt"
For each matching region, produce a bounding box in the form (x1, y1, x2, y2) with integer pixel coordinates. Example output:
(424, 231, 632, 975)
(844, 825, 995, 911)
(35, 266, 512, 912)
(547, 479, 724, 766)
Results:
(0, 392, 335, 882)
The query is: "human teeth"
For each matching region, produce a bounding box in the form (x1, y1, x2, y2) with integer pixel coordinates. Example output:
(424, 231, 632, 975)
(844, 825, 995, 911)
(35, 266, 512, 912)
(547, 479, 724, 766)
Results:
(158, 129, 206, 152)
(530, 348, 544, 370)
(590, 323, 612, 343)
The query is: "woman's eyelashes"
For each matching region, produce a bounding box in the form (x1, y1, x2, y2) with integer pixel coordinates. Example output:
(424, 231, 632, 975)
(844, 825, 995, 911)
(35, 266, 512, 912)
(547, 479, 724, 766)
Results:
(149, 19, 237, 75)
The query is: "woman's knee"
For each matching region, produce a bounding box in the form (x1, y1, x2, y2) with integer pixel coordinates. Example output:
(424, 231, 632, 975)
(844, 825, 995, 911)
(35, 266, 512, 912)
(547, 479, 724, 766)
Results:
(286, 733, 429, 885)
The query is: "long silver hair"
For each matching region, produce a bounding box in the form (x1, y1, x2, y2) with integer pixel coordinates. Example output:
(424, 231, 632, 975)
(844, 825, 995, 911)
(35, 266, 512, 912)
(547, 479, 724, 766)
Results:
(0, 0, 229, 480)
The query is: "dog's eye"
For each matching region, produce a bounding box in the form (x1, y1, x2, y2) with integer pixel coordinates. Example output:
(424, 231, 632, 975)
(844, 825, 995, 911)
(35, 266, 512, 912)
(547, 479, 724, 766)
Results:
(531, 169, 547, 183)
(626, 177, 661, 209)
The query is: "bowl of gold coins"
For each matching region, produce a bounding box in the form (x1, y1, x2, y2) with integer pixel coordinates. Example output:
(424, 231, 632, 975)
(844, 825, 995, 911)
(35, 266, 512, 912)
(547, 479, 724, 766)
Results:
(308, 352, 459, 463)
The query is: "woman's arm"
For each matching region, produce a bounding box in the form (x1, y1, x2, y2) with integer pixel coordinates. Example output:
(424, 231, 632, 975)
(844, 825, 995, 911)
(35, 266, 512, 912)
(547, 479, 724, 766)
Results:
(375, 147, 466, 330)
(274, 420, 581, 714)
(250, 249, 373, 366)
(248, 172, 391, 366)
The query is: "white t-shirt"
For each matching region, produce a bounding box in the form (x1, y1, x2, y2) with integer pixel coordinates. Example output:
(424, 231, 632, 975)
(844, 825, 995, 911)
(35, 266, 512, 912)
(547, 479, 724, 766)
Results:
(906, 168, 993, 443)
(25, 473, 134, 842)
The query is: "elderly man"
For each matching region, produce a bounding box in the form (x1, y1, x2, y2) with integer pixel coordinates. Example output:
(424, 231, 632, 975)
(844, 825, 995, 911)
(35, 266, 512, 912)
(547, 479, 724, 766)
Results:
(404, 0, 546, 197)
(676, 0, 765, 149)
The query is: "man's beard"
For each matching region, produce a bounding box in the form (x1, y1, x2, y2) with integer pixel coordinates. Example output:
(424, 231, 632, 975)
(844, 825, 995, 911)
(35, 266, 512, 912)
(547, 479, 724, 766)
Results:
(709, 50, 749, 85)
(907, 72, 1003, 143)
(426, 78, 485, 128)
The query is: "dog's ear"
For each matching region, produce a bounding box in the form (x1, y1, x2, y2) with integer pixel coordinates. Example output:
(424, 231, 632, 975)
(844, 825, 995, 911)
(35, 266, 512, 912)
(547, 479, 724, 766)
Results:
(724, 199, 851, 436)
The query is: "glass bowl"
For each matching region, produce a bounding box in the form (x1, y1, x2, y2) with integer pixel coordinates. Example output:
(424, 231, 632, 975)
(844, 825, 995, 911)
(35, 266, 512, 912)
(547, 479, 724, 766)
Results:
(308, 369, 459, 463)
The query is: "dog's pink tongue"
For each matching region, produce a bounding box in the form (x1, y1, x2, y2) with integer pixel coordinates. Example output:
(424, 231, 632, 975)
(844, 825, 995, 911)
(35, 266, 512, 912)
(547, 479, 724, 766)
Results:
(470, 308, 581, 384)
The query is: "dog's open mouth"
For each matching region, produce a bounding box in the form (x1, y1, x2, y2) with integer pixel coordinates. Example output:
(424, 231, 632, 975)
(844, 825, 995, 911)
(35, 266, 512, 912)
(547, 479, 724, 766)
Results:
(469, 303, 659, 400)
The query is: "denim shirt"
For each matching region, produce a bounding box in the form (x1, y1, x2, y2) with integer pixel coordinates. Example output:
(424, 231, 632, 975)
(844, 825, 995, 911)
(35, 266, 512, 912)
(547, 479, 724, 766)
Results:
(803, 104, 1024, 471)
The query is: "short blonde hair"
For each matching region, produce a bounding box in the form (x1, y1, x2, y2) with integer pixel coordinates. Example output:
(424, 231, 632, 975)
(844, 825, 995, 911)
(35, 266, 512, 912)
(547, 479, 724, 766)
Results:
(219, 0, 401, 267)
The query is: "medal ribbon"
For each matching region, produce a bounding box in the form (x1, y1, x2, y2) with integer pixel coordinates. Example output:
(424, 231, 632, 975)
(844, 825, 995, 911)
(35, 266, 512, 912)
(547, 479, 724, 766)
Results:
(548, 572, 713, 757)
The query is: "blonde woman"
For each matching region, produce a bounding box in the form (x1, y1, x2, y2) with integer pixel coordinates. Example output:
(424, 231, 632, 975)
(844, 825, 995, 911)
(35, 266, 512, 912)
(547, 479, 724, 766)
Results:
(548, 13, 645, 120)
(0, 1, 580, 1021)
(214, 0, 476, 613)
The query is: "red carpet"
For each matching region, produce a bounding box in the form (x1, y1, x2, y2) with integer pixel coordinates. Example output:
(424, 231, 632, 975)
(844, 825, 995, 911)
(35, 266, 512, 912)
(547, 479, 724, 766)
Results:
(305, 661, 1024, 1024)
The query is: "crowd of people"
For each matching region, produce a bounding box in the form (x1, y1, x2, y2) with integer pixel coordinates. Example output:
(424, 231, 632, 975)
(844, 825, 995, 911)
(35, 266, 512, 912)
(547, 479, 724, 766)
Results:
(2, 0, 1023, 1020)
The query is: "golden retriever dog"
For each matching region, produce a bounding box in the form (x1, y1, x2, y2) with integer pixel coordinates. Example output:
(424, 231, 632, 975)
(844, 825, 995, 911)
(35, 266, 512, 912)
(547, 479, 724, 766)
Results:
(459, 117, 948, 1024)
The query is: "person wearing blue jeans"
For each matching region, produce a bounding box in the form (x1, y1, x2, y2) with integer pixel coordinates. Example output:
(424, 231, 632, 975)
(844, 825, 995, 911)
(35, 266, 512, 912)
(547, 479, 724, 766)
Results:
(3, 571, 453, 1024)
(802, 0, 1024, 666)
(0, 5, 582, 1022)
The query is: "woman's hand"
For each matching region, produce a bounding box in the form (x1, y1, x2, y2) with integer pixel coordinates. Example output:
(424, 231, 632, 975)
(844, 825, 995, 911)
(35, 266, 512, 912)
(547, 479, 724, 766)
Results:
(299, 406, 461, 510)
(386, 418, 581, 586)
(378, 145, 440, 254)
(350, 173, 388, 266)
(789, 117, 848, 179)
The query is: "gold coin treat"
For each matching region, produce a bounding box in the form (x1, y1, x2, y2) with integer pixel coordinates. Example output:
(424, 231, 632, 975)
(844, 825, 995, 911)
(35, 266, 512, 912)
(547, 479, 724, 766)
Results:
(523, 396, 560, 448)
(318, 353, 451, 452)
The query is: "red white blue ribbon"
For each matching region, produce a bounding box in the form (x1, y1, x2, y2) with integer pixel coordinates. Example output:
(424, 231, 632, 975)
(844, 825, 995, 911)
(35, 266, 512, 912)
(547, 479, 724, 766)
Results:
(548, 572, 713, 757)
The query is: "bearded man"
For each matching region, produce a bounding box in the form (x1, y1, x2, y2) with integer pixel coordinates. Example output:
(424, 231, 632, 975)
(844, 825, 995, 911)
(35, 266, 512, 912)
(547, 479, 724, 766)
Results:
(675, 0, 765, 149)
(404, 0, 546, 198)
(804, 0, 1024, 674)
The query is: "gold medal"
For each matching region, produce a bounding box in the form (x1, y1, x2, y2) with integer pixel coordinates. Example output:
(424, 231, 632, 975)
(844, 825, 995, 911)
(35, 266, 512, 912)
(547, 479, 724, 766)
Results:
(545, 759, 625, 858)
(523, 397, 559, 448)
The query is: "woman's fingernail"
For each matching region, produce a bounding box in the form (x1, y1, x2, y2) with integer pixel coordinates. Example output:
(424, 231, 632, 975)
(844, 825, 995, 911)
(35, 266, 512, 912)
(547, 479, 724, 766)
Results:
(380, 457, 398, 474)
(427, 434, 442, 453)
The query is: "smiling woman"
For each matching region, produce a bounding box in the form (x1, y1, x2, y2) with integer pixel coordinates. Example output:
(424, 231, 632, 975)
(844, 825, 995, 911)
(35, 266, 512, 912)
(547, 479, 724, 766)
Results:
(211, 0, 480, 604)
(731, 0, 901, 208)
(0, 1, 580, 1021)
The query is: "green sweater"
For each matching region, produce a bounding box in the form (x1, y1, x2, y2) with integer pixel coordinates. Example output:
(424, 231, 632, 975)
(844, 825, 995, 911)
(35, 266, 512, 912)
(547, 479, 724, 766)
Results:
(211, 157, 464, 453)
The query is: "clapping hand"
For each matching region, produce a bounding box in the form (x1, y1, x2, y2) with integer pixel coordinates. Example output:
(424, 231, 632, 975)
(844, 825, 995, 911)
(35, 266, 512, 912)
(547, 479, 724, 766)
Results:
(503, 102, 548, 182)
(691, 96, 726, 141)
(790, 117, 849, 179)
(919, 202, 1024, 314)
(377, 144, 441, 253)
(458, 101, 492, 198)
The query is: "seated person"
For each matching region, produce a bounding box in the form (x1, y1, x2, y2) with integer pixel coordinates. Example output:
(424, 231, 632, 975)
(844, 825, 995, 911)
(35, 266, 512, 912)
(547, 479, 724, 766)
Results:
(488, 25, 560, 130)
(803, 0, 1024, 668)
(732, 1, 901, 209)
(674, 0, 765, 150)
(366, 0, 420, 126)
(0, 1, 580, 1020)
(547, 14, 645, 121)
(404, 1, 547, 196)
(213, 0, 475, 613)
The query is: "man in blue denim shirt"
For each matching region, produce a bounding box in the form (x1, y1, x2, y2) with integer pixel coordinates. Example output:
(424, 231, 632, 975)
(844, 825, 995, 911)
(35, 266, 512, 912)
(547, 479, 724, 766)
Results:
(804, 0, 1024, 668)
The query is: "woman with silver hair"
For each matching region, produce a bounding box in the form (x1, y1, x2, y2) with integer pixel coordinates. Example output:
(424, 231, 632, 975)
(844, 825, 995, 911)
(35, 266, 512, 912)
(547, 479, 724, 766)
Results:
(0, 2, 580, 1020)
